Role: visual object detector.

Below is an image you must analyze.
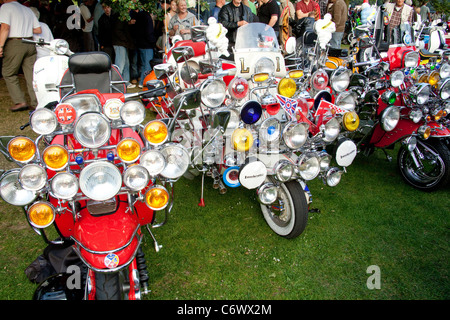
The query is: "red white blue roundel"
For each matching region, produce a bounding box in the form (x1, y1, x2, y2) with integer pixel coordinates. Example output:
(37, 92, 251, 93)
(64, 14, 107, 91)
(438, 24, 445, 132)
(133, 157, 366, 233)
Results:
(223, 166, 241, 188)
(55, 103, 76, 125)
(104, 253, 119, 269)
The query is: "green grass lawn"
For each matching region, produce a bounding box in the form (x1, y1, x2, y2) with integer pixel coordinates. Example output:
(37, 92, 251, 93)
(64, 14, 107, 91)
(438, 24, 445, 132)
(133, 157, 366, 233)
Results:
(0, 77, 448, 300)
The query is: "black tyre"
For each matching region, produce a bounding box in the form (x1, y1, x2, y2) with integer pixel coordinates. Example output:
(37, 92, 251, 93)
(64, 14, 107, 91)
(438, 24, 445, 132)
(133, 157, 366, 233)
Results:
(95, 272, 122, 300)
(260, 181, 309, 239)
(398, 139, 450, 191)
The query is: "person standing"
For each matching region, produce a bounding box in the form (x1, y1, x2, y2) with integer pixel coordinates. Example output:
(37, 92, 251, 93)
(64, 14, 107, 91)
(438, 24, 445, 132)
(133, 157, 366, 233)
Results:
(211, 0, 226, 20)
(97, 1, 115, 61)
(257, 0, 280, 36)
(385, 0, 413, 29)
(420, 1, 431, 24)
(295, 0, 321, 21)
(0, 0, 42, 111)
(218, 0, 256, 49)
(30, 6, 54, 59)
(328, 0, 347, 49)
(111, 11, 135, 83)
(80, 0, 95, 51)
(168, 0, 199, 41)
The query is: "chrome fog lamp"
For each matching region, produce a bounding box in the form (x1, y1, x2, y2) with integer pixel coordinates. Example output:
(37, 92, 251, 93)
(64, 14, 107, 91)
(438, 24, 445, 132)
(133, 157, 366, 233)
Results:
(120, 100, 146, 126)
(418, 125, 431, 139)
(19, 164, 47, 191)
(318, 151, 332, 172)
(282, 122, 308, 149)
(123, 165, 150, 191)
(30, 108, 58, 135)
(201, 79, 226, 108)
(51, 172, 79, 200)
(311, 69, 329, 91)
(256, 182, 278, 205)
(415, 83, 430, 105)
(297, 153, 320, 180)
(381, 106, 400, 132)
(323, 118, 340, 142)
(0, 169, 36, 206)
(259, 117, 281, 144)
(254, 57, 275, 75)
(330, 67, 351, 92)
(403, 136, 417, 152)
(159, 143, 190, 179)
(274, 160, 294, 182)
(326, 167, 343, 187)
(74, 112, 111, 148)
(439, 63, 450, 79)
(79, 161, 122, 201)
(439, 79, 450, 100)
(140, 149, 166, 176)
(390, 71, 404, 87)
(409, 108, 423, 123)
(335, 91, 356, 111)
(403, 51, 419, 68)
(55, 39, 70, 55)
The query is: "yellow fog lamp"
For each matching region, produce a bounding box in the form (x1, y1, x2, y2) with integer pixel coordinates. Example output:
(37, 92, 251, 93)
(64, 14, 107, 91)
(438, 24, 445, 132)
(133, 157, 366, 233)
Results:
(117, 138, 141, 163)
(289, 69, 303, 79)
(231, 128, 254, 152)
(418, 125, 431, 140)
(8, 137, 36, 163)
(277, 78, 296, 98)
(43, 145, 69, 171)
(252, 73, 270, 83)
(145, 185, 169, 210)
(144, 120, 168, 146)
(428, 71, 440, 87)
(342, 111, 360, 132)
(433, 109, 444, 121)
(27, 201, 55, 228)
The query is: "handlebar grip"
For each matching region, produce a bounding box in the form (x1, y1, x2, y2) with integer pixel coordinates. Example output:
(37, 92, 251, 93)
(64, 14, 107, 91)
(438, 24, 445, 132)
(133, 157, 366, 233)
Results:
(141, 88, 166, 99)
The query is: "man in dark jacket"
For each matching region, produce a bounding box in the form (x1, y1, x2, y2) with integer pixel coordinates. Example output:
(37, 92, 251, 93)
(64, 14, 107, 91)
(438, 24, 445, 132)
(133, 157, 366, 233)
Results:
(98, 2, 114, 61)
(218, 0, 257, 50)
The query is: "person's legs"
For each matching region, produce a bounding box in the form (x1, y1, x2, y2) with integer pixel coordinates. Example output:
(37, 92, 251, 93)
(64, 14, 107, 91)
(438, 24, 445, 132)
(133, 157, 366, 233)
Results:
(2, 40, 27, 109)
(113, 45, 130, 82)
(330, 32, 344, 49)
(138, 48, 153, 87)
(22, 43, 38, 107)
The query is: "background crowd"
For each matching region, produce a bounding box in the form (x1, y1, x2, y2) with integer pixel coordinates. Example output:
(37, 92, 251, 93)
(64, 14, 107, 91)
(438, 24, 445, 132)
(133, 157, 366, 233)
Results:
(0, 0, 446, 111)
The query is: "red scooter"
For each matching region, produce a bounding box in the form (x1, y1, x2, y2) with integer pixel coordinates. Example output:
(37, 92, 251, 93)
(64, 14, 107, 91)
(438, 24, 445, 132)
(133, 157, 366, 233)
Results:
(0, 52, 192, 299)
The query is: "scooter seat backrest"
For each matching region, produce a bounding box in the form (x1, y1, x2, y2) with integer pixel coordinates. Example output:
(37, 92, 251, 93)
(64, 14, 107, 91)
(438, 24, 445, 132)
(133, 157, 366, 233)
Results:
(69, 52, 112, 93)
(303, 31, 317, 46)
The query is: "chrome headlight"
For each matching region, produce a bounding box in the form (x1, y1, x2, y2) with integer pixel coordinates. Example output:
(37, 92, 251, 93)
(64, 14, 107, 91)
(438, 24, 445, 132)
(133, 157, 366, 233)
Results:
(62, 94, 102, 118)
(259, 117, 281, 144)
(74, 113, 111, 148)
(335, 91, 356, 111)
(257, 182, 278, 205)
(415, 83, 430, 105)
(323, 118, 340, 143)
(381, 90, 397, 105)
(390, 71, 404, 87)
(254, 57, 275, 75)
(409, 108, 423, 123)
(79, 161, 122, 201)
(19, 164, 47, 191)
(30, 108, 58, 135)
(274, 160, 294, 182)
(0, 170, 36, 206)
(282, 122, 308, 149)
(439, 63, 450, 79)
(403, 51, 419, 68)
(297, 153, 320, 180)
(381, 106, 400, 131)
(159, 143, 189, 179)
(318, 151, 332, 172)
(140, 149, 166, 176)
(55, 39, 70, 55)
(123, 165, 149, 191)
(440, 79, 450, 100)
(120, 100, 146, 126)
(311, 69, 329, 91)
(201, 79, 226, 108)
(51, 172, 79, 200)
(330, 67, 351, 92)
(326, 167, 342, 187)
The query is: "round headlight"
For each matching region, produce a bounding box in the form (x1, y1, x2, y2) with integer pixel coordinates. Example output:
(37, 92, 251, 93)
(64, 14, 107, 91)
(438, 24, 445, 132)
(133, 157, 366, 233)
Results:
(8, 137, 36, 163)
(428, 71, 440, 87)
(43, 145, 69, 171)
(418, 125, 431, 139)
(30, 108, 58, 135)
(409, 108, 423, 123)
(103, 98, 123, 120)
(140, 150, 166, 176)
(278, 78, 296, 98)
(51, 172, 79, 199)
(27, 201, 55, 229)
(19, 164, 47, 191)
(240, 100, 262, 125)
(228, 77, 249, 100)
(145, 185, 169, 210)
(416, 83, 430, 105)
(201, 79, 226, 108)
(159, 143, 189, 179)
(440, 79, 450, 100)
(342, 111, 360, 132)
(297, 153, 320, 180)
(144, 120, 168, 146)
(74, 113, 111, 149)
(381, 90, 397, 105)
(311, 69, 329, 91)
(120, 100, 146, 126)
(123, 165, 149, 191)
(318, 151, 332, 171)
(390, 71, 404, 87)
(274, 160, 294, 182)
(117, 138, 141, 163)
(257, 182, 278, 205)
(254, 57, 275, 74)
(55, 39, 69, 55)
(335, 91, 356, 111)
(330, 67, 351, 92)
(259, 117, 281, 144)
(323, 118, 340, 143)
(326, 167, 342, 187)
(79, 161, 122, 201)
(282, 122, 308, 149)
(404, 51, 419, 68)
(439, 63, 450, 79)
(231, 128, 254, 152)
(381, 106, 400, 132)
(0, 170, 36, 206)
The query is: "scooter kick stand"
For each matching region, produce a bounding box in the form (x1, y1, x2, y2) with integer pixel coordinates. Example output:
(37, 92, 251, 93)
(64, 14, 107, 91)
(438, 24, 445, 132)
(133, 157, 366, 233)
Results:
(381, 149, 393, 162)
(145, 225, 163, 252)
(198, 172, 206, 207)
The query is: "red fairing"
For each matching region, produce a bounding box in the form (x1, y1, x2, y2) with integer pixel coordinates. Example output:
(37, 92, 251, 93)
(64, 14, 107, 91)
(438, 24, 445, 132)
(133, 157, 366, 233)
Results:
(170, 40, 206, 57)
(429, 122, 450, 137)
(387, 46, 415, 70)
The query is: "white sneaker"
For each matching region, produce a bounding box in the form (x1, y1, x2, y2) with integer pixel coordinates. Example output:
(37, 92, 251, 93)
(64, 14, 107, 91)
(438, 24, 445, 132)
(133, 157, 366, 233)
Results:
(127, 83, 136, 89)
(138, 84, 143, 89)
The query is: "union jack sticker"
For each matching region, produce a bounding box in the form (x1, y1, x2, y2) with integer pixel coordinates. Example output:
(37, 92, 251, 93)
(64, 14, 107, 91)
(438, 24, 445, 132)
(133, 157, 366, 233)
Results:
(55, 103, 76, 125)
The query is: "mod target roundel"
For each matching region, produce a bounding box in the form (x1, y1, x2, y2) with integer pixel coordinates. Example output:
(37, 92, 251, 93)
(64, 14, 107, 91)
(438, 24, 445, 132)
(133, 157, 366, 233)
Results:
(223, 166, 241, 188)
